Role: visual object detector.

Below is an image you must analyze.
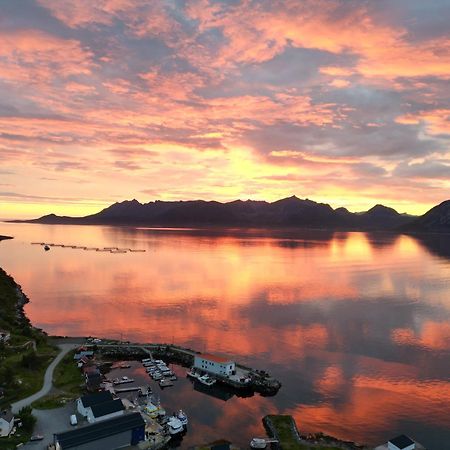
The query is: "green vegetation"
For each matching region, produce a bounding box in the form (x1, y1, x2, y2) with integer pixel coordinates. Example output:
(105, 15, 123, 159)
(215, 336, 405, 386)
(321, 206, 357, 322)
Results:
(31, 349, 84, 409)
(31, 394, 70, 410)
(0, 268, 57, 409)
(0, 407, 35, 450)
(265, 415, 342, 450)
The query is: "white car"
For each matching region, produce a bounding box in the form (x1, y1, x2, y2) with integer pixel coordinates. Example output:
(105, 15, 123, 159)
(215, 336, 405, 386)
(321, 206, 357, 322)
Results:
(70, 414, 78, 426)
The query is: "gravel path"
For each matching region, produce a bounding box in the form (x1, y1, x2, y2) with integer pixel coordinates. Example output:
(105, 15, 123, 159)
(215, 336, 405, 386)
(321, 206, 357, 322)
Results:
(12, 343, 78, 414)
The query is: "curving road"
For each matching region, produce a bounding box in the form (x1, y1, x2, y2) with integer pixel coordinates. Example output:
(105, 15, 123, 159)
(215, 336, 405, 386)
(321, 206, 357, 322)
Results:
(12, 343, 78, 414)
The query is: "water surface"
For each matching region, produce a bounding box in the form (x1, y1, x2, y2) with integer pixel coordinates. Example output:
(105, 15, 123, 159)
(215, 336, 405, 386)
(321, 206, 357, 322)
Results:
(0, 223, 449, 448)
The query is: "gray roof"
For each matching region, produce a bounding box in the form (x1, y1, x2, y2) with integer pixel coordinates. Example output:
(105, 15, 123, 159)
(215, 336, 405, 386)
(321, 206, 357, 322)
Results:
(0, 410, 14, 423)
(91, 399, 124, 418)
(80, 391, 113, 407)
(389, 435, 415, 448)
(54, 412, 145, 449)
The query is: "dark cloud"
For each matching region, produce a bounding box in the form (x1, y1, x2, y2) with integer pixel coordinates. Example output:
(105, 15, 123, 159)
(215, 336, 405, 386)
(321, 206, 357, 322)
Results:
(394, 160, 450, 180)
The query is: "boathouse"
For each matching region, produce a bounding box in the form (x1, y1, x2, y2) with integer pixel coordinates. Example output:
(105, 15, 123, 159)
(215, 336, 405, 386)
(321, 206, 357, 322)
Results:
(194, 353, 235, 376)
(86, 399, 125, 423)
(54, 412, 145, 449)
(388, 435, 416, 450)
(77, 391, 114, 417)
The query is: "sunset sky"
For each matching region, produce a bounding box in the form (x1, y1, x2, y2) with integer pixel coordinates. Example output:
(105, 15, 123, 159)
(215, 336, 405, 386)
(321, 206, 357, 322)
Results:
(1, 0, 449, 219)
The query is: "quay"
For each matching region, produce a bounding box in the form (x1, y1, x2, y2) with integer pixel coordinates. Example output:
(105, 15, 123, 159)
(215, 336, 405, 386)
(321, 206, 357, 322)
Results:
(92, 341, 281, 395)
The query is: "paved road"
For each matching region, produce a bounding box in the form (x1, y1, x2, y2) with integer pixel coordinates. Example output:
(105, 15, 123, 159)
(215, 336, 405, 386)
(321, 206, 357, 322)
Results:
(12, 343, 78, 414)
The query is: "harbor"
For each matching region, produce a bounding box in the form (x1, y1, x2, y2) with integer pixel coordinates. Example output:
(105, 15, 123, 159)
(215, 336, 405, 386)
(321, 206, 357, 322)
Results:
(91, 340, 282, 396)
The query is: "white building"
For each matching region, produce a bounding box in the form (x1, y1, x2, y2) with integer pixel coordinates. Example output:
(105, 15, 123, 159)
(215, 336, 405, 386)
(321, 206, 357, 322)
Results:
(86, 399, 125, 423)
(194, 353, 235, 376)
(388, 435, 416, 450)
(0, 410, 14, 437)
(77, 391, 114, 417)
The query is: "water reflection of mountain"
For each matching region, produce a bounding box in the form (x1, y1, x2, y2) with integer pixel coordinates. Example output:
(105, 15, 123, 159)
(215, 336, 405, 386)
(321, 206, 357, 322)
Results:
(410, 234, 450, 260)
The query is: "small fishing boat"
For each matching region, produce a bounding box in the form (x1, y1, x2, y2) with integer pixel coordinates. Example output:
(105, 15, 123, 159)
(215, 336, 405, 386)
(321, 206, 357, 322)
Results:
(177, 409, 188, 426)
(186, 368, 200, 379)
(143, 401, 165, 418)
(113, 376, 134, 385)
(159, 378, 174, 388)
(167, 416, 184, 435)
(197, 374, 216, 386)
(250, 438, 279, 449)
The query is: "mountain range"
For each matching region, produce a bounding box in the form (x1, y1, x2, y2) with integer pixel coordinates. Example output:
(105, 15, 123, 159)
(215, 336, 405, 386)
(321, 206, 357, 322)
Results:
(8, 196, 450, 232)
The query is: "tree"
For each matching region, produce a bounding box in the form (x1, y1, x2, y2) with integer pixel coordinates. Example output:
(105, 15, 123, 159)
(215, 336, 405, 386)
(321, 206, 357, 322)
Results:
(18, 406, 36, 433)
(21, 350, 39, 369)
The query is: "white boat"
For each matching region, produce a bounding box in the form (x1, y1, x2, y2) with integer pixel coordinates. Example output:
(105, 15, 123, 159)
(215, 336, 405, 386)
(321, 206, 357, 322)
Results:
(177, 409, 188, 426)
(250, 438, 278, 448)
(186, 368, 200, 379)
(167, 416, 184, 435)
(113, 376, 134, 385)
(159, 379, 174, 388)
(198, 374, 216, 386)
(142, 358, 152, 363)
(250, 438, 267, 449)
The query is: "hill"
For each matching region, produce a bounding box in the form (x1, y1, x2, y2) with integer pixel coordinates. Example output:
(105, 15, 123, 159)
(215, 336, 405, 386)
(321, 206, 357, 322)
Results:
(401, 200, 450, 233)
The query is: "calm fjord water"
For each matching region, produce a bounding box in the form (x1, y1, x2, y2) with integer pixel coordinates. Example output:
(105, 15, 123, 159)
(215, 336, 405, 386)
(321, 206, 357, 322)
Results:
(0, 223, 449, 448)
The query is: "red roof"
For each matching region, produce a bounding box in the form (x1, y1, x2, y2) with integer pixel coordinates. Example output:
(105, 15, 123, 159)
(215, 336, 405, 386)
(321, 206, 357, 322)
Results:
(198, 353, 233, 364)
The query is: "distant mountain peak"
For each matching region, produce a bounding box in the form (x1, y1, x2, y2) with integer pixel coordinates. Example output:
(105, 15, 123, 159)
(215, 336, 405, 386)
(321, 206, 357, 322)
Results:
(366, 204, 399, 215)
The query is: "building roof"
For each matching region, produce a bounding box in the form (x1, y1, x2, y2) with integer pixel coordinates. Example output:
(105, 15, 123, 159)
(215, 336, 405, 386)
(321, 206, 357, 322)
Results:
(54, 412, 145, 449)
(80, 391, 113, 407)
(198, 353, 233, 364)
(0, 410, 14, 423)
(389, 435, 415, 448)
(90, 399, 124, 418)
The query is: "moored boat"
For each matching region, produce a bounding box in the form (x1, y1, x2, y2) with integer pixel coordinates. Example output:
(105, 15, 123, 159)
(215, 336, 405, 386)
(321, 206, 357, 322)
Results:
(177, 409, 188, 426)
(159, 378, 174, 388)
(250, 438, 267, 449)
(186, 368, 200, 379)
(198, 374, 216, 386)
(167, 416, 184, 435)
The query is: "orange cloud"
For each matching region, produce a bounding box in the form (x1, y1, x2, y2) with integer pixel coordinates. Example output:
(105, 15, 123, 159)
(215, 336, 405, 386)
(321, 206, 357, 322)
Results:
(0, 29, 93, 83)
